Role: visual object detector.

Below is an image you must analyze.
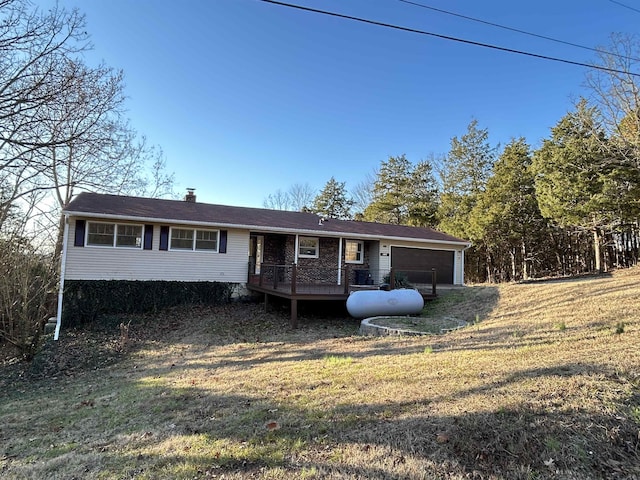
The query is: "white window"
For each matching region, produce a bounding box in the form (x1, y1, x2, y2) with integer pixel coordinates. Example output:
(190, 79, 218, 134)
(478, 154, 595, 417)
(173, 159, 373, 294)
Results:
(87, 222, 115, 246)
(196, 229, 218, 251)
(298, 236, 319, 258)
(170, 228, 218, 252)
(170, 228, 193, 250)
(116, 224, 143, 248)
(87, 222, 142, 248)
(345, 240, 364, 264)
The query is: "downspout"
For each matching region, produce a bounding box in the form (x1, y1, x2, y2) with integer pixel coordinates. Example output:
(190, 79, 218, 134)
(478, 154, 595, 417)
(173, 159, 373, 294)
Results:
(337, 237, 343, 285)
(294, 234, 299, 264)
(54, 214, 70, 341)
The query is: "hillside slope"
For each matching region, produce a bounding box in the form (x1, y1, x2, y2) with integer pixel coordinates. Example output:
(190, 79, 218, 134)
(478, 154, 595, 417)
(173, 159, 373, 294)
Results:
(1, 268, 638, 479)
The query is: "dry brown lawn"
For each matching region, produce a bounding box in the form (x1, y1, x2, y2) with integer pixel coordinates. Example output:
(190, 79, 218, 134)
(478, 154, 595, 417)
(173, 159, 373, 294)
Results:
(0, 267, 639, 479)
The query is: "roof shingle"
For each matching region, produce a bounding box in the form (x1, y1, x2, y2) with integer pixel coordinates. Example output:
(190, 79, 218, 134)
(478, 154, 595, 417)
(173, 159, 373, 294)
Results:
(65, 192, 469, 245)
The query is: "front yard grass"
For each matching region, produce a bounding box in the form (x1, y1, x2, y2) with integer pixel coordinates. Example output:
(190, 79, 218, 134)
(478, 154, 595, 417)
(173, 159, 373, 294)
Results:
(1, 268, 639, 479)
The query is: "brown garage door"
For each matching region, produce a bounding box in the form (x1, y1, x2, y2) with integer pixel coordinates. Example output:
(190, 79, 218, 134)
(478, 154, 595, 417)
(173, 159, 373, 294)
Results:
(391, 247, 454, 284)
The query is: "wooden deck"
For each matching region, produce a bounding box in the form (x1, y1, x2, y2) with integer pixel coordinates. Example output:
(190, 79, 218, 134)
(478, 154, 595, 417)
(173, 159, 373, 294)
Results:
(246, 264, 438, 327)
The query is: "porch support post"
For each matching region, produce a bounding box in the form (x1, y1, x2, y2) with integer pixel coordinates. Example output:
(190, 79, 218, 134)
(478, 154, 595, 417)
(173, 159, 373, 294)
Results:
(344, 264, 350, 294)
(290, 299, 298, 328)
(291, 263, 297, 294)
(264, 293, 269, 313)
(337, 237, 343, 286)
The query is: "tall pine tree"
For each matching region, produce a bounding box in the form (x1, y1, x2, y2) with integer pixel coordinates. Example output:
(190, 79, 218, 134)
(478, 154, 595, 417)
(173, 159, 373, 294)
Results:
(469, 138, 546, 280)
(364, 155, 438, 226)
(437, 120, 495, 281)
(311, 177, 354, 220)
(532, 100, 621, 272)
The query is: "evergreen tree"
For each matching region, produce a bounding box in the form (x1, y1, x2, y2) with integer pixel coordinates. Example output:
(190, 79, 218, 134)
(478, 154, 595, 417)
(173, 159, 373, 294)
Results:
(469, 138, 546, 280)
(364, 155, 438, 226)
(311, 177, 354, 219)
(531, 100, 633, 272)
(438, 119, 495, 239)
(437, 120, 496, 281)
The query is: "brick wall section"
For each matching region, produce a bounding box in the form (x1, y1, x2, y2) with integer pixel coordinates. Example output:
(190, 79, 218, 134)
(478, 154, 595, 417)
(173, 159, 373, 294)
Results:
(258, 234, 289, 285)
(297, 237, 340, 283)
(263, 234, 286, 265)
(261, 234, 378, 285)
(284, 235, 296, 264)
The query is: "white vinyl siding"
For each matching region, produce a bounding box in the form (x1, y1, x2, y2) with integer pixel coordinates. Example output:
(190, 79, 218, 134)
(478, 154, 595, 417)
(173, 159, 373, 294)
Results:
(66, 220, 248, 283)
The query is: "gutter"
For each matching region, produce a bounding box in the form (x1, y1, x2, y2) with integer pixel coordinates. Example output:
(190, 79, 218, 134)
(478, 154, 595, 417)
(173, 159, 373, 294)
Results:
(54, 214, 70, 341)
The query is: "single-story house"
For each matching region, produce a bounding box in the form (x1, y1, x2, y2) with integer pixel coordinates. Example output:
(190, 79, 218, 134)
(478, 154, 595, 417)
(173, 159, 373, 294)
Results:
(54, 191, 470, 336)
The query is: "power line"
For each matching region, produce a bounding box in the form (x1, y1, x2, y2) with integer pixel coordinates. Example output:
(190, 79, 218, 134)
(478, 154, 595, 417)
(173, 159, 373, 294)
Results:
(399, 0, 640, 63)
(257, 0, 640, 78)
(608, 0, 640, 14)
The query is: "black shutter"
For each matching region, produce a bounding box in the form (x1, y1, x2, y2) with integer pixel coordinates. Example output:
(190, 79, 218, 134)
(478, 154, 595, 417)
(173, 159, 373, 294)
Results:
(143, 225, 154, 250)
(74, 219, 86, 247)
(219, 230, 227, 253)
(159, 226, 169, 251)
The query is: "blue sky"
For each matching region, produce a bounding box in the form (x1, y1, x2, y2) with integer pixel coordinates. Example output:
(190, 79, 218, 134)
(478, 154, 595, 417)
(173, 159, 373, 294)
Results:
(35, 0, 640, 207)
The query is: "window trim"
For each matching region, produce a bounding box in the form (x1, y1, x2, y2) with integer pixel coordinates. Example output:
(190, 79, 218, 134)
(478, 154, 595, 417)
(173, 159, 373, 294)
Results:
(298, 236, 319, 259)
(85, 221, 143, 249)
(345, 239, 364, 264)
(169, 227, 219, 252)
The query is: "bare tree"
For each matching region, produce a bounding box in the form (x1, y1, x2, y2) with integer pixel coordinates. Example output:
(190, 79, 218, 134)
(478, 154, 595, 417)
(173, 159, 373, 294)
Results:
(585, 33, 640, 167)
(351, 170, 376, 218)
(31, 58, 176, 256)
(0, 0, 176, 353)
(288, 182, 315, 211)
(0, 7, 175, 255)
(263, 189, 292, 210)
(0, 1, 89, 228)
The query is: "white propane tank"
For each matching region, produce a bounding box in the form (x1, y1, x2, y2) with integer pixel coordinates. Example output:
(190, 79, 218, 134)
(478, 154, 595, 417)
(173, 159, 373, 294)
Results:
(346, 289, 424, 318)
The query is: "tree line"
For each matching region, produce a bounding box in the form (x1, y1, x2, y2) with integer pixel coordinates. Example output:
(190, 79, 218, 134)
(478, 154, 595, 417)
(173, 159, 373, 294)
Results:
(265, 35, 640, 283)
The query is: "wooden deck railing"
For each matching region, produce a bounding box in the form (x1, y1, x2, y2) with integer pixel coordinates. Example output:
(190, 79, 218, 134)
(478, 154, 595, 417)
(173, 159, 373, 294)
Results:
(248, 263, 351, 295)
(248, 264, 437, 297)
(247, 264, 438, 328)
(389, 267, 437, 296)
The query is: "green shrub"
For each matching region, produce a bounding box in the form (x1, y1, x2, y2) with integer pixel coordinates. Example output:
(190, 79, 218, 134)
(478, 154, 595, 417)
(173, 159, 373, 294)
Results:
(382, 271, 413, 289)
(62, 280, 236, 327)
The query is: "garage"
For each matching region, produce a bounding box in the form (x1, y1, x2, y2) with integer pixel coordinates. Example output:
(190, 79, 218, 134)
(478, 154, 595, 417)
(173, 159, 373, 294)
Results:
(391, 247, 454, 284)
